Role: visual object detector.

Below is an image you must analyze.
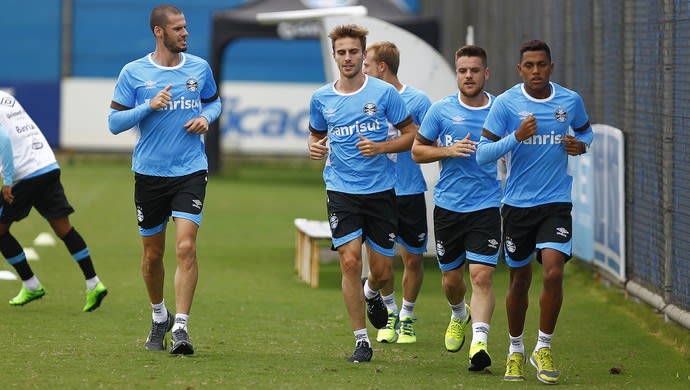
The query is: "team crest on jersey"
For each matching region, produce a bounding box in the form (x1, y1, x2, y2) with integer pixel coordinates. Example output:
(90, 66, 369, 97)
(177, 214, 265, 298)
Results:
(435, 240, 445, 257)
(363, 102, 377, 116)
(186, 78, 199, 92)
(452, 115, 464, 124)
(505, 237, 516, 253)
(0, 96, 15, 107)
(329, 213, 339, 230)
(554, 107, 567, 122)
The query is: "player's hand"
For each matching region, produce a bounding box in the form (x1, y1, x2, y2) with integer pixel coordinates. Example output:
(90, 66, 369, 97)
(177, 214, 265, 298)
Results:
(2, 185, 14, 204)
(515, 114, 537, 141)
(356, 135, 381, 157)
(149, 85, 172, 111)
(562, 134, 586, 156)
(309, 136, 329, 160)
(184, 116, 209, 134)
(446, 132, 476, 158)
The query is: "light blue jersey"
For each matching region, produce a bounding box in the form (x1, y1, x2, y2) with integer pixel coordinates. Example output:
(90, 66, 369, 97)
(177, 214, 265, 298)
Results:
(418, 91, 501, 212)
(393, 85, 431, 196)
(109, 53, 221, 177)
(309, 75, 411, 194)
(477, 82, 594, 207)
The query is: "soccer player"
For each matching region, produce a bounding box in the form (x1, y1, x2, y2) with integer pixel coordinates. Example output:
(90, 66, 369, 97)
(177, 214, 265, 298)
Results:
(308, 24, 419, 363)
(412, 45, 502, 371)
(108, 4, 221, 355)
(362, 40, 431, 345)
(476, 39, 593, 384)
(0, 90, 108, 312)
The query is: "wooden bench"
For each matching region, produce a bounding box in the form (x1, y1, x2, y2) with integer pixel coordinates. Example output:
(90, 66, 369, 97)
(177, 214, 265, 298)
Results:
(294, 218, 332, 288)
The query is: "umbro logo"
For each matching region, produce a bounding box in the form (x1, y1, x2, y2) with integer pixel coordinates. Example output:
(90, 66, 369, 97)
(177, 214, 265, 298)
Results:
(555, 227, 570, 238)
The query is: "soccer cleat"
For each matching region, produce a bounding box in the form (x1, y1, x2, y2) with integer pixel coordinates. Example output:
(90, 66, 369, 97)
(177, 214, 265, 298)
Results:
(468, 341, 492, 371)
(530, 347, 560, 384)
(503, 352, 526, 381)
(361, 278, 388, 329)
(9, 285, 46, 306)
(397, 316, 417, 344)
(348, 339, 373, 363)
(376, 310, 399, 343)
(170, 328, 195, 355)
(144, 311, 173, 351)
(83, 282, 108, 312)
(444, 304, 471, 352)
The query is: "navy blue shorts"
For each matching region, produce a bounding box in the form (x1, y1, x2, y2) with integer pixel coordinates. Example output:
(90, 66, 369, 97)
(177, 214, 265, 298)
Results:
(134, 170, 207, 236)
(433, 206, 501, 271)
(0, 169, 73, 223)
(501, 202, 573, 267)
(326, 189, 397, 256)
(396, 193, 428, 254)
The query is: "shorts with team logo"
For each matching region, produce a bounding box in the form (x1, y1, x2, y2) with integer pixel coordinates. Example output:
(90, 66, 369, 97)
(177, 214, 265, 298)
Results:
(134, 170, 207, 236)
(501, 202, 573, 268)
(0, 169, 74, 224)
(326, 189, 397, 257)
(396, 193, 428, 255)
(433, 206, 501, 272)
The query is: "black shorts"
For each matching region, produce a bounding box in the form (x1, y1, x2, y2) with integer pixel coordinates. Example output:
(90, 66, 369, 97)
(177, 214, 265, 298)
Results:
(502, 202, 573, 267)
(0, 169, 73, 223)
(433, 206, 501, 272)
(396, 193, 427, 254)
(134, 170, 207, 236)
(326, 189, 397, 256)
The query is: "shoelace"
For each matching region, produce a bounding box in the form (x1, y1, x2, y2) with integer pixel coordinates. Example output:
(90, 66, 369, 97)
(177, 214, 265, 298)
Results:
(400, 319, 415, 335)
(536, 349, 555, 370)
(384, 313, 397, 329)
(149, 321, 168, 339)
(172, 329, 188, 341)
(506, 356, 522, 374)
(447, 318, 463, 337)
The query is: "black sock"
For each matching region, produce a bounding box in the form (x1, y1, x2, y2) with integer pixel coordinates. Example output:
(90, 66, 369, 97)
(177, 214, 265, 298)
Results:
(61, 228, 96, 279)
(0, 232, 33, 280)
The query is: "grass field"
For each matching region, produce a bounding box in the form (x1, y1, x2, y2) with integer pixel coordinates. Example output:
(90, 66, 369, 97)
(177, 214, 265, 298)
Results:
(0, 155, 688, 389)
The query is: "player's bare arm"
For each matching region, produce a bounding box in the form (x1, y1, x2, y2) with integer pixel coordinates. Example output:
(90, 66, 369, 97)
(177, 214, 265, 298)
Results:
(561, 134, 587, 156)
(184, 116, 209, 134)
(356, 118, 416, 157)
(2, 185, 14, 204)
(515, 114, 537, 141)
(308, 131, 329, 160)
(149, 85, 173, 111)
(412, 132, 475, 163)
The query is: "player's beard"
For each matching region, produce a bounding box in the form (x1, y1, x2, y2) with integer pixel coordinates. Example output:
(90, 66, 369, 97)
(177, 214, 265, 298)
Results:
(163, 31, 187, 53)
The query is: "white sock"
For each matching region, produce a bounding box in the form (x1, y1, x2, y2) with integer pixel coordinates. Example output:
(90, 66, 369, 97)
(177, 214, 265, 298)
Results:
(151, 300, 168, 323)
(508, 333, 525, 355)
(85, 276, 100, 291)
(363, 279, 378, 300)
(382, 292, 398, 313)
(23, 276, 41, 291)
(449, 299, 467, 321)
(354, 328, 369, 345)
(471, 322, 490, 345)
(535, 330, 552, 351)
(172, 314, 189, 332)
(399, 298, 416, 319)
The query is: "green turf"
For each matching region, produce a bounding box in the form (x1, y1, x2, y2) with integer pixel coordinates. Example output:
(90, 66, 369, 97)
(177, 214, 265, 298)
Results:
(0, 155, 688, 389)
